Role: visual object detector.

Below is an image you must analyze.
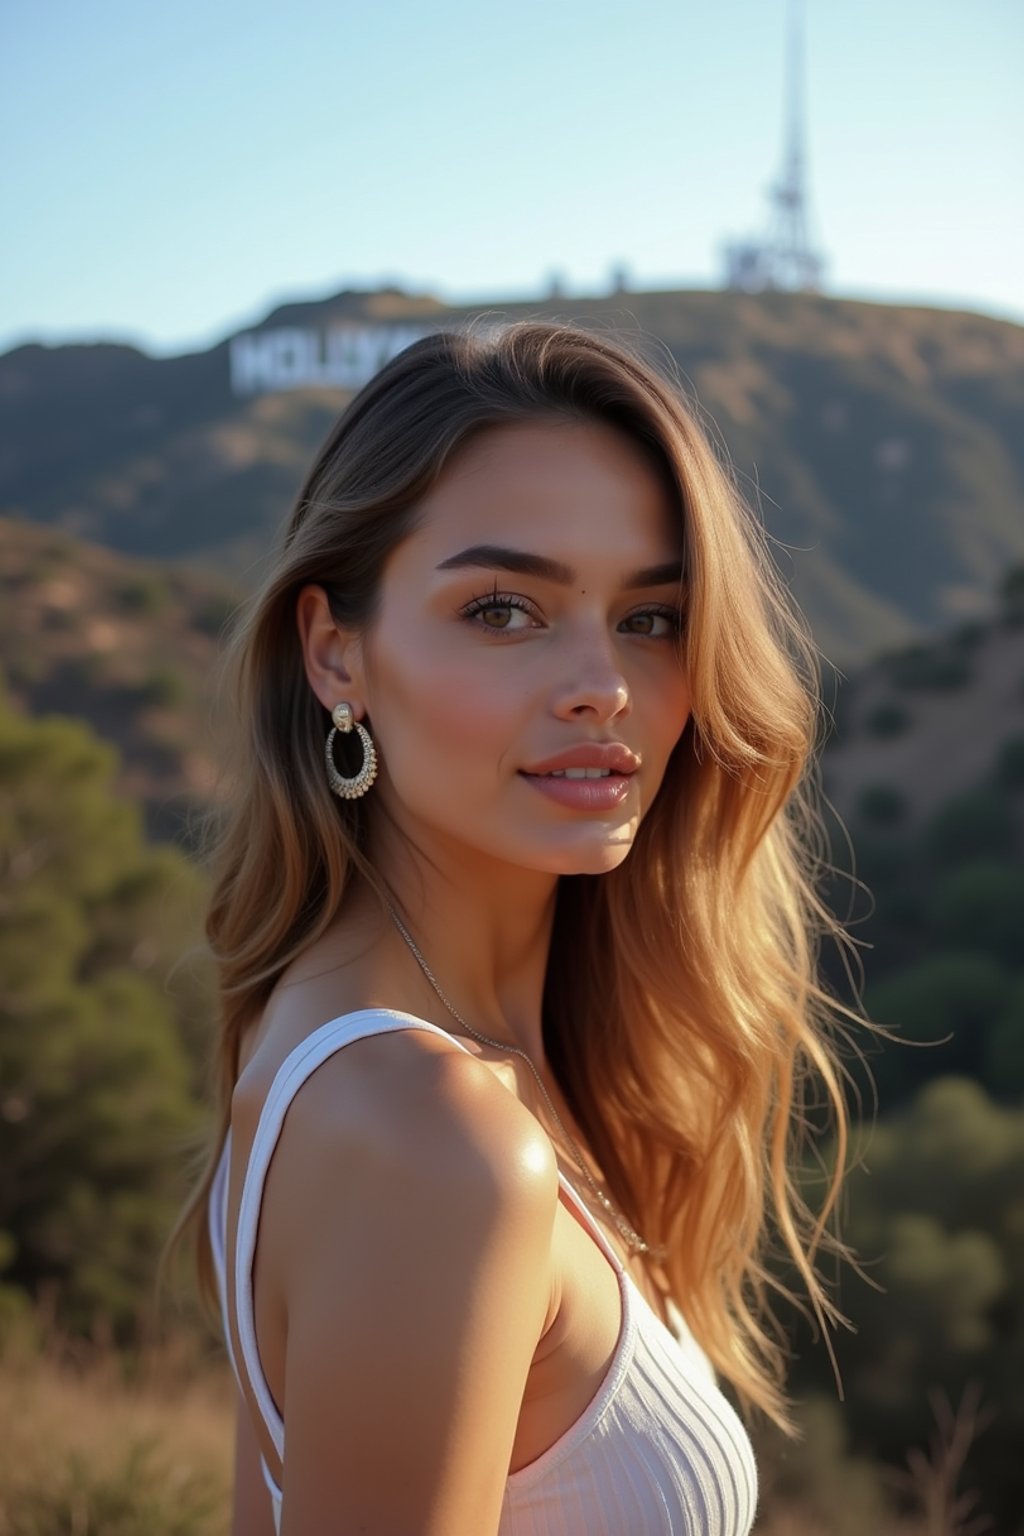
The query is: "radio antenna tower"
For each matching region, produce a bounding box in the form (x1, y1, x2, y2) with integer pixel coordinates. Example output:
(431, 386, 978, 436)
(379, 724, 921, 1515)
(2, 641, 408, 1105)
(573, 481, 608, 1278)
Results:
(722, 0, 826, 293)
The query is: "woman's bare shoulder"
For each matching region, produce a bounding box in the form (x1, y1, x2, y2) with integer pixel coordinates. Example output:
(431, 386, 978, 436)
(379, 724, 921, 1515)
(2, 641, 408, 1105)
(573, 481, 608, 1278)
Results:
(241, 1010, 552, 1190)
(271, 1029, 558, 1531)
(230, 1000, 560, 1275)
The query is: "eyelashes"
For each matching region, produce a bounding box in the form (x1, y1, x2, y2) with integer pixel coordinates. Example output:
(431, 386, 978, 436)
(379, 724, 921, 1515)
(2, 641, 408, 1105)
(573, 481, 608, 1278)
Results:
(460, 590, 538, 630)
(459, 588, 685, 637)
(621, 606, 685, 638)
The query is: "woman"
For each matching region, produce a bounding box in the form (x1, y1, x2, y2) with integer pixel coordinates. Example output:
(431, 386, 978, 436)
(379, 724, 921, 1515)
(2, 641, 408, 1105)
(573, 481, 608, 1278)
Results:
(166, 320, 865, 1534)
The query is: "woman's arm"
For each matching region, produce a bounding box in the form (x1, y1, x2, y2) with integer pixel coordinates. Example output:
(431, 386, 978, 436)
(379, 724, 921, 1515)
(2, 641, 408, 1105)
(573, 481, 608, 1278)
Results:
(269, 1041, 559, 1536)
(231, 1381, 277, 1536)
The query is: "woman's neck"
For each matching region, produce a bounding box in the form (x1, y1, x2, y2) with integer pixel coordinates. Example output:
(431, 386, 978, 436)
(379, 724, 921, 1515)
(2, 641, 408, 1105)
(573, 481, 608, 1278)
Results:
(359, 825, 560, 1068)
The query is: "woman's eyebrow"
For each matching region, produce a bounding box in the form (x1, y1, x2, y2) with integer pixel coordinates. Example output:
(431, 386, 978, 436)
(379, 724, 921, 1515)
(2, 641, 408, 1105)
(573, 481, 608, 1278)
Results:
(436, 544, 684, 589)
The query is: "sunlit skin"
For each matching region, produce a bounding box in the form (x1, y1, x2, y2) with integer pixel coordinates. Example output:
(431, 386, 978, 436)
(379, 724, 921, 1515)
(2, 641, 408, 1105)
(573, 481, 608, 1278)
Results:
(296, 417, 692, 1070)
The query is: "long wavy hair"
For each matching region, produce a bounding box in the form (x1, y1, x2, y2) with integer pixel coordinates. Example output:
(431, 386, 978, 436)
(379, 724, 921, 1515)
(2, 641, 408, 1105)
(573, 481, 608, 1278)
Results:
(162, 318, 873, 1436)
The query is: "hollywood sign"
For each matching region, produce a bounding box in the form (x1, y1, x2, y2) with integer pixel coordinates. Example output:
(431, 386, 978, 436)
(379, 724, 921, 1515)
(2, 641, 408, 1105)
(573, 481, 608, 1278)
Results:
(229, 323, 435, 396)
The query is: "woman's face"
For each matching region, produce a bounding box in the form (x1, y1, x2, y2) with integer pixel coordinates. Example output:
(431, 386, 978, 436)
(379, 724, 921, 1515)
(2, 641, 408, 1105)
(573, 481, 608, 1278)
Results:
(350, 417, 692, 878)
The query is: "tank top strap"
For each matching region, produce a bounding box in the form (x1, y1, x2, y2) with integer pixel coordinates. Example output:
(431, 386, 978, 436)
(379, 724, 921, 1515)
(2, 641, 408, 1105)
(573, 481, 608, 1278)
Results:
(230, 1008, 481, 1461)
(551, 1165, 626, 1276)
(208, 1136, 237, 1378)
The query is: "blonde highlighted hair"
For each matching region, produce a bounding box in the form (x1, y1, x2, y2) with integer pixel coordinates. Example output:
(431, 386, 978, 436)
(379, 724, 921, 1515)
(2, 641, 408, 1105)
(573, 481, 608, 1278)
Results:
(162, 319, 872, 1435)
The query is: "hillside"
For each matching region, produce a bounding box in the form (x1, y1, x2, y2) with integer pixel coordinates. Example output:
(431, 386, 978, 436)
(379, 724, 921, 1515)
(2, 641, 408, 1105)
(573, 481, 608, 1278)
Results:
(822, 603, 1024, 828)
(0, 515, 239, 844)
(2, 285, 1022, 666)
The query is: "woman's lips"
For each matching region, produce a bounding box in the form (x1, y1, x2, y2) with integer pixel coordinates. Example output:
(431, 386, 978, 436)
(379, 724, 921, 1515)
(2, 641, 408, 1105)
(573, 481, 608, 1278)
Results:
(518, 770, 635, 809)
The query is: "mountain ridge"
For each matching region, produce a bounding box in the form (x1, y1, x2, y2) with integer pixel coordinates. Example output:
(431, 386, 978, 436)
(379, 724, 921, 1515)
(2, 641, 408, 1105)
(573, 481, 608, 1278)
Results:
(2, 284, 1022, 667)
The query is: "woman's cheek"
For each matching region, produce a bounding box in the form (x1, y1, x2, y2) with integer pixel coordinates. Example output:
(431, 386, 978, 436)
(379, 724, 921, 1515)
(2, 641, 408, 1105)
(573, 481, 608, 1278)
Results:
(373, 635, 519, 774)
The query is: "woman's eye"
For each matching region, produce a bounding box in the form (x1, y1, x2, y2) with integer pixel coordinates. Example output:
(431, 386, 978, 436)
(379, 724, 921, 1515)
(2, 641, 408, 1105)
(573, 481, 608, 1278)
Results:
(461, 595, 682, 636)
(462, 595, 538, 631)
(620, 608, 682, 638)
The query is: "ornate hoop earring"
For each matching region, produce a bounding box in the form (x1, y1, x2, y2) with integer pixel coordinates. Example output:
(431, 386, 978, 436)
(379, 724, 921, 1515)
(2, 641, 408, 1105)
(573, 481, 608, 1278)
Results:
(325, 702, 378, 799)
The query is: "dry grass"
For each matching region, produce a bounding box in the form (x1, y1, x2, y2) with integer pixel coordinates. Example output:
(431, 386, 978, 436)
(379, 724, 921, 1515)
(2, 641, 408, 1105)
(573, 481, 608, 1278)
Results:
(0, 1304, 998, 1534)
(0, 1309, 234, 1535)
(883, 1384, 996, 1536)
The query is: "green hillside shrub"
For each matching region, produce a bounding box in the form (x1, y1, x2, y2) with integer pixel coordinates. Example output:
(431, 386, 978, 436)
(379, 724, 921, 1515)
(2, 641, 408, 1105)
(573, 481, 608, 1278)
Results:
(881, 642, 972, 691)
(981, 979, 1024, 1100)
(25, 537, 76, 582)
(820, 674, 857, 750)
(857, 783, 908, 828)
(951, 621, 988, 652)
(863, 699, 911, 738)
(924, 787, 1018, 867)
(926, 860, 1024, 969)
(786, 1078, 1023, 1528)
(0, 683, 209, 1341)
(829, 829, 914, 908)
(999, 565, 1024, 626)
(876, 892, 927, 941)
(825, 742, 1024, 1109)
(994, 734, 1024, 790)
(4, 650, 46, 689)
(192, 591, 240, 640)
(114, 575, 170, 618)
(862, 952, 1011, 1095)
(135, 667, 187, 709)
(62, 652, 115, 690)
(815, 811, 929, 979)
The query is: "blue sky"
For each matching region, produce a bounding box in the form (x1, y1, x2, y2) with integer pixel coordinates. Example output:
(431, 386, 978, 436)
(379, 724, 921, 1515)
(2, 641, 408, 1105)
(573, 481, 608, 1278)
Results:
(2, 0, 1021, 357)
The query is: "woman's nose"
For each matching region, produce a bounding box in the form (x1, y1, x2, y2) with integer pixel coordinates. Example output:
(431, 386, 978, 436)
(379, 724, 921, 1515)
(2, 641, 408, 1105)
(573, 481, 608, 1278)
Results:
(549, 636, 631, 722)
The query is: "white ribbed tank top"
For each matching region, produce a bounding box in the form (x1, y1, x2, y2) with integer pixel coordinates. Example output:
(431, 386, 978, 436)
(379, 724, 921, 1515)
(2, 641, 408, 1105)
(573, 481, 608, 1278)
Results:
(209, 1009, 759, 1534)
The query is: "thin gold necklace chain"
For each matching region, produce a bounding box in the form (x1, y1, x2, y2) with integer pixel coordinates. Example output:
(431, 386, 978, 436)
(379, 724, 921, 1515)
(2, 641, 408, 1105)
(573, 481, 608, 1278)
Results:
(384, 901, 664, 1260)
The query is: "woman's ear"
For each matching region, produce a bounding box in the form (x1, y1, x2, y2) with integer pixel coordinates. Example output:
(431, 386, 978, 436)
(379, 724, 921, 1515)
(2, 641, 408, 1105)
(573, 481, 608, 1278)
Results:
(295, 584, 368, 717)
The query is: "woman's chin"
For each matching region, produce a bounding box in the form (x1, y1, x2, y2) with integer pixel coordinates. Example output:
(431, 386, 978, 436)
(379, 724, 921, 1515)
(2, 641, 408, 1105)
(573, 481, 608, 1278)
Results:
(549, 835, 636, 878)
